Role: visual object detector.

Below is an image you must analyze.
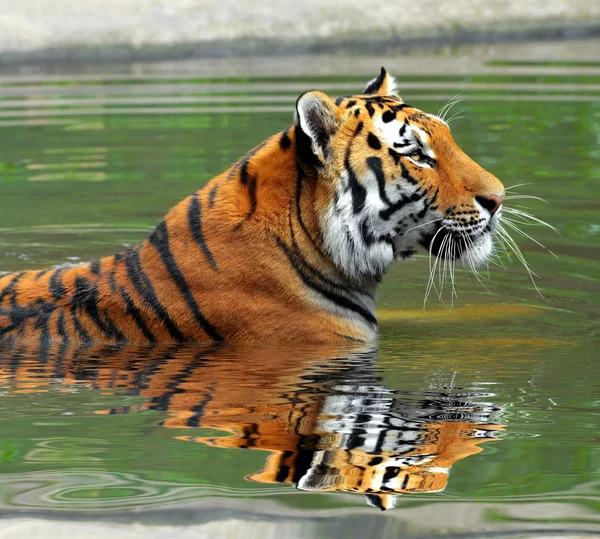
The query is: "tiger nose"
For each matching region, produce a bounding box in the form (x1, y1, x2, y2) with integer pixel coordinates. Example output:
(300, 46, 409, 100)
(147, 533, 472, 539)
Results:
(475, 192, 505, 216)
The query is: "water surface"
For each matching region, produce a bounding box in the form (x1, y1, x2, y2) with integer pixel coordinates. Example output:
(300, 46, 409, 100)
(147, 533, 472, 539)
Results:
(0, 61, 598, 537)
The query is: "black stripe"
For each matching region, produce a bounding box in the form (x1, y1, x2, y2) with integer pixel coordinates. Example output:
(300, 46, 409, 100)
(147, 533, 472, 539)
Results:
(34, 270, 49, 281)
(292, 449, 317, 486)
(148, 222, 223, 341)
(382, 110, 396, 123)
(71, 277, 125, 342)
(71, 311, 92, 343)
(49, 268, 67, 300)
(0, 272, 25, 303)
(238, 156, 259, 222)
(186, 381, 217, 427)
(239, 158, 252, 185)
(227, 139, 269, 180)
(382, 466, 400, 485)
(275, 237, 377, 326)
(275, 465, 291, 483)
(366, 156, 393, 206)
(57, 310, 69, 343)
(230, 139, 268, 181)
(279, 127, 292, 149)
(117, 285, 156, 343)
(287, 207, 351, 292)
(379, 190, 424, 221)
(291, 166, 367, 296)
(294, 166, 321, 251)
(401, 474, 410, 490)
(364, 67, 387, 94)
(188, 194, 218, 270)
(360, 219, 376, 246)
(208, 183, 218, 207)
(108, 271, 117, 294)
(334, 332, 367, 343)
(393, 141, 411, 149)
(123, 248, 186, 341)
(99, 311, 125, 342)
(149, 347, 208, 412)
(245, 175, 258, 221)
(90, 260, 101, 275)
(54, 342, 68, 378)
(367, 133, 381, 150)
(345, 149, 367, 214)
(33, 302, 55, 351)
(343, 123, 367, 215)
(399, 161, 419, 185)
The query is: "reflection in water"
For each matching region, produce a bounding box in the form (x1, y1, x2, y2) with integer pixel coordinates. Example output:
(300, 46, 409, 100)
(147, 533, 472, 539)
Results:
(0, 343, 503, 510)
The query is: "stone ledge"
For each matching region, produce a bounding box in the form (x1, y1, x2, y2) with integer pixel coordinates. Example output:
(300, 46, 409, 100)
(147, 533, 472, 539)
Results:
(0, 0, 599, 65)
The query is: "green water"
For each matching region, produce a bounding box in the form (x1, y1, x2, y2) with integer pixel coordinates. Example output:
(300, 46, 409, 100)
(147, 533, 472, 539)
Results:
(0, 66, 598, 537)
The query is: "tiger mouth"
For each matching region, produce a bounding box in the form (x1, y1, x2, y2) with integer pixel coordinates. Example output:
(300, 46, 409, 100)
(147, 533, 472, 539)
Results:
(419, 226, 493, 262)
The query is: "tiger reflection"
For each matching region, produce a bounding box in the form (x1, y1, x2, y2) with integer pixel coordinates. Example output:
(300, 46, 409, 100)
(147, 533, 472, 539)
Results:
(0, 343, 503, 510)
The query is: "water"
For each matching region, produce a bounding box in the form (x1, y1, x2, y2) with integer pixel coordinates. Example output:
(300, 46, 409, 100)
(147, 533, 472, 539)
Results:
(0, 53, 598, 537)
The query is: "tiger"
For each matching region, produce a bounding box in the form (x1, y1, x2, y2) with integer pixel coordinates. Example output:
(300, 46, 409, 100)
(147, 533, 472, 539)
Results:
(0, 67, 505, 344)
(0, 342, 503, 510)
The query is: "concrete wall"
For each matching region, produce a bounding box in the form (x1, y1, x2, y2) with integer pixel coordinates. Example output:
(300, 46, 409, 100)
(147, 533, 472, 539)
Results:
(0, 0, 599, 64)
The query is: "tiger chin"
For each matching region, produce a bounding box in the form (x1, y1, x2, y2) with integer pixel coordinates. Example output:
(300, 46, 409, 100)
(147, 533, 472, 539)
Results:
(0, 67, 505, 345)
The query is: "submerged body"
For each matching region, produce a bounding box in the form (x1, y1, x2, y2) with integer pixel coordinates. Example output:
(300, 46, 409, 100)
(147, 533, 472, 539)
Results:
(0, 69, 504, 344)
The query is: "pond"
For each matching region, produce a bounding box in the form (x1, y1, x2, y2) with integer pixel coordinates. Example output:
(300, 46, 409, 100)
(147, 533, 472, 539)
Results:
(0, 55, 598, 537)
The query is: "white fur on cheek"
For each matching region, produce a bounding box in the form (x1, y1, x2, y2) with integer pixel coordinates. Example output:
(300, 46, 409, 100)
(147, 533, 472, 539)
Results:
(321, 177, 396, 282)
(462, 233, 493, 267)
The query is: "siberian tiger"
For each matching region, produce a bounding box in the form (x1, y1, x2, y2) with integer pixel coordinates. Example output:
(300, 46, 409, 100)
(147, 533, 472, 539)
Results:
(0, 343, 503, 510)
(0, 68, 505, 344)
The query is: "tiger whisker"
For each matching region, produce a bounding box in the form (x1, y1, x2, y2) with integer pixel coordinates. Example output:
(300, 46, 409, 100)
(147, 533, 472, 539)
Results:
(494, 228, 513, 263)
(442, 97, 465, 122)
(495, 224, 544, 298)
(504, 194, 550, 205)
(504, 182, 533, 191)
(437, 93, 464, 122)
(446, 112, 464, 125)
(435, 234, 452, 310)
(438, 234, 450, 302)
(402, 217, 443, 237)
(460, 231, 491, 292)
(449, 236, 458, 304)
(424, 226, 446, 308)
(428, 234, 448, 306)
(502, 207, 559, 234)
(501, 218, 559, 259)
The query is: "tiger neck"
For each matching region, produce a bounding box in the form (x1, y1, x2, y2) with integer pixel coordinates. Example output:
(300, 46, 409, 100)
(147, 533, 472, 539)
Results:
(204, 128, 379, 290)
(143, 127, 379, 339)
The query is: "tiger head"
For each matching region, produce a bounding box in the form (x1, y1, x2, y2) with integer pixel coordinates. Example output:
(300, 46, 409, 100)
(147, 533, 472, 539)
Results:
(295, 67, 505, 282)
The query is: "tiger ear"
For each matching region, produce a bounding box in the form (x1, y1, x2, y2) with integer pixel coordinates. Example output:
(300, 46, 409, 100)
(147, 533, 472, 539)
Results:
(294, 90, 340, 163)
(364, 66, 396, 95)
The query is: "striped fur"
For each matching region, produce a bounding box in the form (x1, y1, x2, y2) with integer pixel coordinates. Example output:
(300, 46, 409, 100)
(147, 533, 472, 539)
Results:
(0, 342, 503, 510)
(0, 68, 505, 345)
